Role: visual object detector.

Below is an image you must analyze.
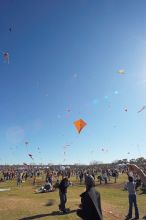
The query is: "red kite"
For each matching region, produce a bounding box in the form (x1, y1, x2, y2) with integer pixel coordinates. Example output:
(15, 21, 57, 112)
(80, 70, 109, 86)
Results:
(73, 119, 87, 133)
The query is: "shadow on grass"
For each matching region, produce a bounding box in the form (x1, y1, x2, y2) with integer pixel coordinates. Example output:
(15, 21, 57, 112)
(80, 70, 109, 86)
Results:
(18, 209, 77, 220)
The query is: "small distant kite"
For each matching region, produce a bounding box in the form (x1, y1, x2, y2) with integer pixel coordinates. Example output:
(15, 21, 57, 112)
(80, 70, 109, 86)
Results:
(23, 163, 28, 166)
(3, 52, 10, 64)
(124, 108, 128, 112)
(117, 69, 125, 74)
(37, 147, 41, 154)
(66, 109, 71, 113)
(137, 106, 146, 113)
(73, 119, 87, 133)
(25, 141, 29, 145)
(28, 154, 33, 160)
(9, 24, 14, 32)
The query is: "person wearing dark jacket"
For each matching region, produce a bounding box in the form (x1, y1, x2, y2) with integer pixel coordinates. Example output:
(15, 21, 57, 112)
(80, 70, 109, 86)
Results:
(77, 174, 103, 220)
(58, 177, 69, 213)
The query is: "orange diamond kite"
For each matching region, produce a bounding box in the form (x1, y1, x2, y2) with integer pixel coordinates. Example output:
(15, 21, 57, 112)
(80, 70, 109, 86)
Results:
(73, 119, 87, 133)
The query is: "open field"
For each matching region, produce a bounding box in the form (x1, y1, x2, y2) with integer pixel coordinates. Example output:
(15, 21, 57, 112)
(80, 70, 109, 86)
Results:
(0, 174, 146, 220)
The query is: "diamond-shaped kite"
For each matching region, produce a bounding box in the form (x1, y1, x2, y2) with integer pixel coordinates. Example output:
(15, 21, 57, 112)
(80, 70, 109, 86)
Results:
(73, 119, 87, 133)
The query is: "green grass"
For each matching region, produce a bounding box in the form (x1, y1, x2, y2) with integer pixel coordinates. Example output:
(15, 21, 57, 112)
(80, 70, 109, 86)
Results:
(0, 174, 146, 220)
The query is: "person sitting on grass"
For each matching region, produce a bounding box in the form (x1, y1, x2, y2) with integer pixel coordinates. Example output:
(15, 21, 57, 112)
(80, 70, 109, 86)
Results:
(36, 181, 53, 193)
(125, 175, 139, 220)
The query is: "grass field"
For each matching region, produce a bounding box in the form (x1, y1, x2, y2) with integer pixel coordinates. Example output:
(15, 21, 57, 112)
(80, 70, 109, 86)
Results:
(0, 174, 146, 220)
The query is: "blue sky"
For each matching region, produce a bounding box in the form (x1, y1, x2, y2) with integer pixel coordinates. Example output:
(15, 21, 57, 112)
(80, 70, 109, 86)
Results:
(0, 0, 146, 165)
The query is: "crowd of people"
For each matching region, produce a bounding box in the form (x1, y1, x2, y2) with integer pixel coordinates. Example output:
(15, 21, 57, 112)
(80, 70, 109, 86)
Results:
(0, 164, 146, 219)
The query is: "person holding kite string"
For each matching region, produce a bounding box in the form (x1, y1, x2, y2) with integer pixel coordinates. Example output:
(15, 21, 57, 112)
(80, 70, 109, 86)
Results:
(128, 164, 146, 186)
(77, 174, 103, 220)
(58, 177, 70, 214)
(125, 175, 139, 220)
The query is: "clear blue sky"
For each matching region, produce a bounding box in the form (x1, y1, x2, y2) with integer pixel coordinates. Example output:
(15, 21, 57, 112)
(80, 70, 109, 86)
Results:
(0, 0, 146, 165)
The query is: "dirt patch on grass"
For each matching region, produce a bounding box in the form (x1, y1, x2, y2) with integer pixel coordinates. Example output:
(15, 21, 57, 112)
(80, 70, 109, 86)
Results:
(0, 197, 42, 212)
(102, 201, 125, 220)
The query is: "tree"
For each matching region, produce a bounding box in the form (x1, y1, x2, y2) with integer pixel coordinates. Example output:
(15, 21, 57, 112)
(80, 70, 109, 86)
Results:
(129, 159, 136, 164)
(136, 157, 146, 165)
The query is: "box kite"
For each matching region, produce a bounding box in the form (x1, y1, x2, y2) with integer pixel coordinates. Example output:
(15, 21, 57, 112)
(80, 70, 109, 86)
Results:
(73, 119, 87, 133)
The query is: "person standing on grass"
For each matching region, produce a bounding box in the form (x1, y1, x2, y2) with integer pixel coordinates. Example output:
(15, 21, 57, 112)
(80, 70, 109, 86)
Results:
(128, 164, 146, 219)
(125, 176, 139, 220)
(16, 171, 22, 187)
(58, 177, 70, 214)
(77, 174, 103, 220)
